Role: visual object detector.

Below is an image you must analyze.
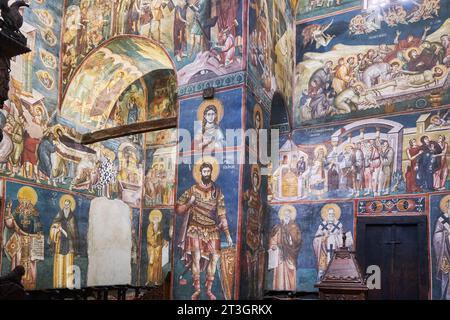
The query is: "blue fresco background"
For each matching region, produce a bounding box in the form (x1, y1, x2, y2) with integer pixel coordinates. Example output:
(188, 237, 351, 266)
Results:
(266, 202, 354, 292)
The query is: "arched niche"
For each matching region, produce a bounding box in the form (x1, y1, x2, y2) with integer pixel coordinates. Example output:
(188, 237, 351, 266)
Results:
(60, 35, 177, 143)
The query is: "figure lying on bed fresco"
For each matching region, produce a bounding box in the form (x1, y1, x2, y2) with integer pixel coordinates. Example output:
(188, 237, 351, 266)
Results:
(297, 22, 450, 122)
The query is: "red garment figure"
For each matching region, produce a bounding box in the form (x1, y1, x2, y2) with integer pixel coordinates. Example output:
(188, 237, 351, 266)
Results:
(406, 139, 423, 193)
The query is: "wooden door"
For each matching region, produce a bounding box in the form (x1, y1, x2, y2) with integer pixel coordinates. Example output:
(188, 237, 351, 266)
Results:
(356, 216, 429, 300)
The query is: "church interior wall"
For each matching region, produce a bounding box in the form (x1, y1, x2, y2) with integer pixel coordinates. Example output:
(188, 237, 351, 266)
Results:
(267, 0, 450, 299)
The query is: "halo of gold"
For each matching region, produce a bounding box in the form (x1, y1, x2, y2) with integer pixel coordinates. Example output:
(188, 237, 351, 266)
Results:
(352, 81, 367, 90)
(314, 145, 328, 159)
(52, 124, 66, 138)
(430, 115, 441, 124)
(17, 186, 38, 205)
(149, 209, 163, 223)
(343, 143, 356, 151)
(193, 156, 220, 185)
(197, 99, 224, 123)
(404, 47, 421, 62)
(432, 64, 448, 81)
(251, 164, 261, 189)
(278, 204, 297, 221)
(321, 203, 341, 221)
(389, 58, 403, 67)
(253, 103, 264, 130)
(36, 70, 55, 90)
(59, 194, 76, 211)
(34, 104, 45, 116)
(439, 195, 450, 213)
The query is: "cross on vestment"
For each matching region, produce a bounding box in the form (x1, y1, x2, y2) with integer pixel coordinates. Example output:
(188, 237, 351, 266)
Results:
(320, 222, 341, 233)
(440, 214, 450, 227)
(326, 243, 334, 259)
(439, 214, 450, 233)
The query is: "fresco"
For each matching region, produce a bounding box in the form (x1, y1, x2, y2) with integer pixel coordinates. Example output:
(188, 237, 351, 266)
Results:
(294, 2, 450, 127)
(296, 0, 361, 21)
(173, 152, 240, 300)
(10, 0, 65, 115)
(144, 146, 176, 207)
(60, 36, 174, 129)
(130, 207, 141, 285)
(178, 88, 244, 154)
(1, 181, 91, 289)
(245, 89, 271, 158)
(140, 208, 174, 286)
(431, 192, 450, 300)
(0, 92, 146, 203)
(239, 164, 266, 299)
(266, 202, 354, 292)
(248, 0, 295, 110)
(60, 0, 245, 89)
(145, 128, 178, 149)
(0, 181, 142, 290)
(271, 107, 450, 202)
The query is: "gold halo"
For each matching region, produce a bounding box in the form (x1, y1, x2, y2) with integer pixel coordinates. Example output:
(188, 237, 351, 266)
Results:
(278, 204, 297, 221)
(253, 103, 264, 130)
(404, 47, 421, 62)
(433, 64, 448, 81)
(352, 81, 367, 89)
(17, 186, 38, 205)
(193, 156, 220, 185)
(52, 124, 65, 138)
(34, 104, 45, 116)
(149, 209, 163, 223)
(389, 58, 403, 67)
(250, 164, 261, 189)
(343, 143, 356, 151)
(59, 194, 76, 211)
(440, 195, 450, 213)
(321, 203, 341, 221)
(431, 115, 441, 124)
(314, 145, 328, 158)
(197, 99, 224, 123)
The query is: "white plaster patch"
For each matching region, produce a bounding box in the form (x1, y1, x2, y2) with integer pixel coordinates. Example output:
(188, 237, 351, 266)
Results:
(87, 197, 132, 286)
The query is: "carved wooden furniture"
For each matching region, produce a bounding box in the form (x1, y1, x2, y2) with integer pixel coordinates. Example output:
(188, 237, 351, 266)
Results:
(315, 234, 368, 300)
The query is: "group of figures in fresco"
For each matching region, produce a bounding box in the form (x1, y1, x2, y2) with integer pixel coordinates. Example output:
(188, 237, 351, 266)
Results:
(267, 203, 352, 291)
(296, 0, 450, 124)
(3, 186, 80, 289)
(61, 0, 242, 89)
(1, 181, 175, 290)
(1, 71, 179, 208)
(299, 25, 449, 120)
(272, 109, 450, 201)
(350, 0, 440, 34)
(248, 0, 294, 105)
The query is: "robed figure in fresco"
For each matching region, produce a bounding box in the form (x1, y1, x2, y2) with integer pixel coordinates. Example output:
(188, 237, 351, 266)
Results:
(313, 204, 353, 281)
(243, 166, 265, 299)
(3, 187, 43, 290)
(269, 205, 301, 291)
(175, 157, 233, 300)
(193, 100, 225, 153)
(433, 195, 450, 300)
(146, 210, 164, 286)
(49, 195, 79, 288)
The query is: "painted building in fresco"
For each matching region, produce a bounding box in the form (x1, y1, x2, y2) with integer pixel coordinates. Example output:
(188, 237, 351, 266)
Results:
(0, 0, 449, 300)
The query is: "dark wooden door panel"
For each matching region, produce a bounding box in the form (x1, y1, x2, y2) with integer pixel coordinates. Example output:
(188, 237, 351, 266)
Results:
(356, 216, 429, 300)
